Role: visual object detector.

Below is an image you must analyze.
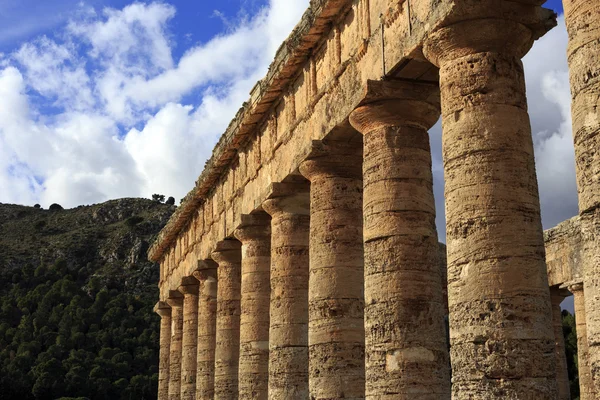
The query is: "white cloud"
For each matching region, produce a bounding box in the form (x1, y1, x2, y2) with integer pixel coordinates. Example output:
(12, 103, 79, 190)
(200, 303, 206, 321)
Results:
(525, 16, 579, 229)
(0, 0, 579, 240)
(0, 0, 309, 208)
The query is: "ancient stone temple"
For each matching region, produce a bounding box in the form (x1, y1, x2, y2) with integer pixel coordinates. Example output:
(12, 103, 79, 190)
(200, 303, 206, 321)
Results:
(148, 0, 600, 398)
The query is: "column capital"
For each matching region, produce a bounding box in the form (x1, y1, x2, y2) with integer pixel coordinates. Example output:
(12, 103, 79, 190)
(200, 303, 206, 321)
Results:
(423, 19, 535, 67)
(178, 276, 200, 296)
(568, 282, 585, 293)
(262, 182, 310, 216)
(211, 239, 242, 264)
(350, 80, 440, 133)
(154, 301, 171, 318)
(193, 259, 218, 282)
(233, 213, 271, 243)
(299, 139, 362, 181)
(197, 259, 218, 271)
(166, 290, 184, 308)
(192, 268, 217, 282)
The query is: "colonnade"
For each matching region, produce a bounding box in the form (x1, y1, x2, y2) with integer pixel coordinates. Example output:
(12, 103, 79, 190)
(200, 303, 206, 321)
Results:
(153, 0, 600, 398)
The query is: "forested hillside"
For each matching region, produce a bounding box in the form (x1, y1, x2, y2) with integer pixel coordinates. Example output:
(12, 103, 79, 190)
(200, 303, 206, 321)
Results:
(0, 199, 174, 400)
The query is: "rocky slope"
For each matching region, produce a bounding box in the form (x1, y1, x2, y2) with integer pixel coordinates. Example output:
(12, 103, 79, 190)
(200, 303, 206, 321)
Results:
(0, 198, 175, 400)
(0, 198, 174, 292)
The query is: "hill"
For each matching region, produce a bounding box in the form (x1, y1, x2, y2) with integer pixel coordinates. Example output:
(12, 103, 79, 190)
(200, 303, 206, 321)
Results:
(0, 198, 175, 400)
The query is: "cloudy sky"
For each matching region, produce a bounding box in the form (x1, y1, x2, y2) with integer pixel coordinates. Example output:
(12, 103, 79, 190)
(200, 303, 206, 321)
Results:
(0, 0, 576, 238)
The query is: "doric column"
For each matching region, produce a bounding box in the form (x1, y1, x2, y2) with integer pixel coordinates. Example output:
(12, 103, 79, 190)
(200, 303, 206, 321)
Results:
(349, 80, 450, 399)
(569, 283, 596, 400)
(262, 182, 310, 400)
(193, 260, 219, 400)
(155, 301, 172, 400)
(550, 288, 571, 400)
(423, 12, 558, 399)
(211, 240, 242, 400)
(233, 213, 271, 400)
(166, 292, 184, 400)
(563, 0, 600, 389)
(178, 277, 200, 400)
(299, 140, 365, 399)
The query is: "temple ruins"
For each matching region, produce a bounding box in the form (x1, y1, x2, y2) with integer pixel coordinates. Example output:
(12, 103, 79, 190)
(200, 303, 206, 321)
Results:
(148, 0, 600, 398)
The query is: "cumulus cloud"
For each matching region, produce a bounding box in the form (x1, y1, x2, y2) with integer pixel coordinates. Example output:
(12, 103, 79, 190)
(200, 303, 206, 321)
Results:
(0, 1, 581, 244)
(0, 0, 309, 208)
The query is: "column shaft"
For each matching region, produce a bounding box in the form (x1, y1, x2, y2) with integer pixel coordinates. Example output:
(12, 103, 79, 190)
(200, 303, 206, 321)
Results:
(234, 214, 271, 400)
(193, 262, 219, 400)
(179, 279, 200, 400)
(212, 240, 242, 400)
(350, 81, 450, 399)
(563, 0, 600, 389)
(167, 294, 184, 400)
(300, 140, 365, 400)
(571, 284, 596, 400)
(550, 289, 571, 400)
(424, 17, 557, 399)
(156, 302, 172, 400)
(263, 183, 310, 400)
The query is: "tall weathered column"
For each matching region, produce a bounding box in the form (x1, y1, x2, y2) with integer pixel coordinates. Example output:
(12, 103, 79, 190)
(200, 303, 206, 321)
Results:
(211, 240, 242, 400)
(193, 260, 219, 400)
(233, 213, 271, 400)
(550, 288, 571, 400)
(423, 10, 558, 399)
(563, 0, 600, 389)
(262, 182, 310, 400)
(167, 292, 184, 400)
(178, 277, 200, 400)
(569, 283, 596, 400)
(299, 139, 365, 399)
(350, 80, 450, 399)
(155, 301, 172, 400)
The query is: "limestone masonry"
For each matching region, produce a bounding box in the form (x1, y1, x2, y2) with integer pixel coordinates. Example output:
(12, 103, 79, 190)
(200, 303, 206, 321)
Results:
(149, 0, 600, 398)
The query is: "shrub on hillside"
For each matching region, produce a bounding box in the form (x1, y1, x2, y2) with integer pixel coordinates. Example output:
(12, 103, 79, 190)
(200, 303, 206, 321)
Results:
(49, 204, 63, 211)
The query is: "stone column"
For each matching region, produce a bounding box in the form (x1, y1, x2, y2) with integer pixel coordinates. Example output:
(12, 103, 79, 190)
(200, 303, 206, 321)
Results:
(167, 292, 184, 400)
(155, 301, 172, 400)
(211, 240, 242, 400)
(193, 260, 219, 400)
(299, 140, 365, 399)
(569, 283, 596, 400)
(423, 14, 558, 399)
(233, 213, 271, 400)
(178, 277, 200, 400)
(350, 80, 450, 399)
(563, 0, 600, 389)
(262, 182, 310, 400)
(550, 288, 571, 400)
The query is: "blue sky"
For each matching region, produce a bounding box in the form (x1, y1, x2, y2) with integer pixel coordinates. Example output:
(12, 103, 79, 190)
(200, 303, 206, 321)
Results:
(0, 1, 578, 312)
(0, 0, 578, 229)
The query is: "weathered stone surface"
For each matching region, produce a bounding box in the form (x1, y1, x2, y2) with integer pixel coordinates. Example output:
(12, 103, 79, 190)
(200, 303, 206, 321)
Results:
(147, 0, 574, 399)
(262, 183, 310, 400)
(545, 217, 582, 287)
(212, 240, 243, 400)
(350, 80, 450, 399)
(193, 261, 219, 400)
(178, 277, 200, 400)
(166, 293, 184, 400)
(234, 213, 272, 400)
(155, 302, 172, 400)
(569, 283, 596, 400)
(423, 15, 557, 400)
(299, 139, 365, 400)
(550, 288, 571, 400)
(562, 0, 600, 391)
